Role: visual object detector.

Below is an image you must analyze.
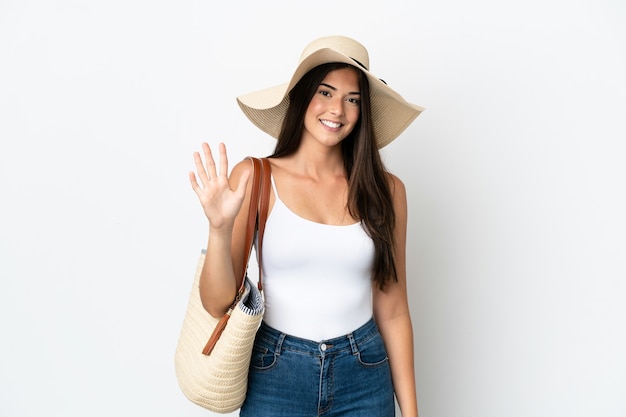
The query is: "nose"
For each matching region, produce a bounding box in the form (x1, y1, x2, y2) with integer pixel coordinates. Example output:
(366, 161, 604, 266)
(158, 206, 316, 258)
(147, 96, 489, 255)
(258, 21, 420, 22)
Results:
(329, 97, 344, 116)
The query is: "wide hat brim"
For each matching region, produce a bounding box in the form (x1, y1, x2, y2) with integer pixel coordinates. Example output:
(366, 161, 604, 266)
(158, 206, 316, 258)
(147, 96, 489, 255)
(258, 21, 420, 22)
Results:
(237, 46, 424, 149)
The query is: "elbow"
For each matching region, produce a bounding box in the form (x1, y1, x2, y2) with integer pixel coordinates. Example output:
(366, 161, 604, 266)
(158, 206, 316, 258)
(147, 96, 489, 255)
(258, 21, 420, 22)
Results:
(199, 287, 231, 318)
(201, 298, 229, 319)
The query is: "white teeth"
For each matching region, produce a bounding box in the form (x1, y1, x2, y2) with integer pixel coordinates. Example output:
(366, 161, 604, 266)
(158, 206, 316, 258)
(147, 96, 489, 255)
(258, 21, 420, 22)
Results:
(321, 120, 341, 129)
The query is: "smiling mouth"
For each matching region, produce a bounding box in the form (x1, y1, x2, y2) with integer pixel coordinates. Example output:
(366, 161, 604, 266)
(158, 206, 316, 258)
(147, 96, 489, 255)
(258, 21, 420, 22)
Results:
(320, 119, 343, 129)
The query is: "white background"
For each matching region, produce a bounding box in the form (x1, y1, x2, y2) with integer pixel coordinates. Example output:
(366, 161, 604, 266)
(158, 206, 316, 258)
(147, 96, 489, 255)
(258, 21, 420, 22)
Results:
(1, 0, 625, 416)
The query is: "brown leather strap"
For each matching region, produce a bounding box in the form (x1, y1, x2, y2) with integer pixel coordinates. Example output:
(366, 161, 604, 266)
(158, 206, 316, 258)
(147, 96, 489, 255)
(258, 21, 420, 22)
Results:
(257, 158, 271, 291)
(203, 313, 229, 355)
(236, 157, 263, 293)
(202, 157, 270, 356)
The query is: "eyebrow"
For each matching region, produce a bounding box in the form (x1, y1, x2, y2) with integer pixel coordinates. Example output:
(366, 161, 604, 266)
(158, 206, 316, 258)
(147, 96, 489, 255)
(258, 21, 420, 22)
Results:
(319, 82, 360, 95)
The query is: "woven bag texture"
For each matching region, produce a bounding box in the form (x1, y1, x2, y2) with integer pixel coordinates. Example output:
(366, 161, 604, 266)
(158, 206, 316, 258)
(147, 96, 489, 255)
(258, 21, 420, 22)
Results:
(175, 252, 264, 413)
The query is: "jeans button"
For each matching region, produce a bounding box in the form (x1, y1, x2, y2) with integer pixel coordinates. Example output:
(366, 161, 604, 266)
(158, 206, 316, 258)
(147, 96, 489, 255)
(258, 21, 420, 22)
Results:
(320, 343, 327, 352)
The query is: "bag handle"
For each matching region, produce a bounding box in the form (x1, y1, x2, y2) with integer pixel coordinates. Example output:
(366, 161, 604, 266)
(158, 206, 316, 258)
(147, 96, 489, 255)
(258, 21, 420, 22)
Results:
(256, 157, 271, 291)
(237, 157, 271, 292)
(236, 157, 264, 293)
(202, 157, 270, 355)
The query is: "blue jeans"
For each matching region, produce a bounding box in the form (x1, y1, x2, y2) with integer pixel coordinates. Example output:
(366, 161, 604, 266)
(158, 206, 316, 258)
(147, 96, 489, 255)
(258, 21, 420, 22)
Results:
(240, 318, 395, 417)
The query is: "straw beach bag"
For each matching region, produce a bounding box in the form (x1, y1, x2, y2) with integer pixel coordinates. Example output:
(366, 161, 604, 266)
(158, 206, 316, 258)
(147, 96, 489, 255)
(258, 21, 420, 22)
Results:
(175, 157, 271, 413)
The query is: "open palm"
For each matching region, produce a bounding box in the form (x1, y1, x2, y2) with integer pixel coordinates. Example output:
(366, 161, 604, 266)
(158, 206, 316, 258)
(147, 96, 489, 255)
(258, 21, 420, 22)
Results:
(189, 143, 250, 230)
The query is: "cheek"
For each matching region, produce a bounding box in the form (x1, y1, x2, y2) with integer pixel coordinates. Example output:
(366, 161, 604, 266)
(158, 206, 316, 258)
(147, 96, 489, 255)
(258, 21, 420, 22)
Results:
(304, 102, 320, 124)
(306, 96, 324, 114)
(347, 106, 361, 124)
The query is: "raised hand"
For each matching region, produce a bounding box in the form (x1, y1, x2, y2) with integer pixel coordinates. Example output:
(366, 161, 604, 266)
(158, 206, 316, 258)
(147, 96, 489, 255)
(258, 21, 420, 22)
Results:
(189, 143, 251, 231)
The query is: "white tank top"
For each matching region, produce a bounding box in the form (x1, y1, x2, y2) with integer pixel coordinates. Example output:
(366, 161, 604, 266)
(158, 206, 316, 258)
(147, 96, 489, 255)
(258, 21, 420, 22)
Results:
(258, 177, 375, 342)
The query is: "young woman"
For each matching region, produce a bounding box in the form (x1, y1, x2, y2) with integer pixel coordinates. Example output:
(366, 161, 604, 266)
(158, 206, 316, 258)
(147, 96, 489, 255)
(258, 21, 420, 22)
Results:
(189, 36, 424, 417)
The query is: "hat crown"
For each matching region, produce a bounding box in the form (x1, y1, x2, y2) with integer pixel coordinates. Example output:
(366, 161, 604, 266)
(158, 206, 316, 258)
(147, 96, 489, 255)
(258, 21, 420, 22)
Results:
(299, 35, 370, 70)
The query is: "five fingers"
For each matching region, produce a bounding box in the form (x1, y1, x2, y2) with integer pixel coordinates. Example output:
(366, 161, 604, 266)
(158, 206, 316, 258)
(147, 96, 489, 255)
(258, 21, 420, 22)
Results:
(190, 142, 228, 192)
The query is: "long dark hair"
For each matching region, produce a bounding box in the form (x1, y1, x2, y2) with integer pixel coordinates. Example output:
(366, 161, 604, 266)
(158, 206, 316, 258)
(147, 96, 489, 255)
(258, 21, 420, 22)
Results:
(271, 63, 398, 289)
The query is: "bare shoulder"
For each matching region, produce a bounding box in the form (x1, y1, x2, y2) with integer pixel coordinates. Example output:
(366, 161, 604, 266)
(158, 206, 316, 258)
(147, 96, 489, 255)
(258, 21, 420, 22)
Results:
(230, 158, 254, 179)
(228, 158, 257, 192)
(261, 156, 293, 184)
(264, 156, 288, 175)
(385, 172, 407, 202)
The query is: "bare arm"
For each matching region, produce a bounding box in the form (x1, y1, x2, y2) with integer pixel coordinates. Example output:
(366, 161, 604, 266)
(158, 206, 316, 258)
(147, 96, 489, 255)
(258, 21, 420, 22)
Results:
(189, 143, 252, 317)
(373, 174, 419, 417)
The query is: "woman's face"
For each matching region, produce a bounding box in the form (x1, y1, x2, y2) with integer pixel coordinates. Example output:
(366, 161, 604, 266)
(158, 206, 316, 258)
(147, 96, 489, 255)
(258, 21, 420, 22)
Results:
(301, 67, 361, 149)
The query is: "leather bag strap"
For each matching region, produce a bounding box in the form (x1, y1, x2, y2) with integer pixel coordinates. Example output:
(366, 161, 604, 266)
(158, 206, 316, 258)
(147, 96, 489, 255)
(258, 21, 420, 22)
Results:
(236, 157, 263, 293)
(256, 157, 271, 291)
(202, 157, 270, 355)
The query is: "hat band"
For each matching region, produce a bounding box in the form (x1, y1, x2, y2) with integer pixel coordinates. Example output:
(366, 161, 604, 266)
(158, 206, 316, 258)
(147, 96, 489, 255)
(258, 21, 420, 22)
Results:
(350, 56, 387, 85)
(350, 57, 368, 70)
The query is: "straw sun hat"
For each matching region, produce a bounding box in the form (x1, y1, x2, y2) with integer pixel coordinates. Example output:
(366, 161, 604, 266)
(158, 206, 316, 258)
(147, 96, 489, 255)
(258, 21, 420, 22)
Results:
(236, 35, 424, 149)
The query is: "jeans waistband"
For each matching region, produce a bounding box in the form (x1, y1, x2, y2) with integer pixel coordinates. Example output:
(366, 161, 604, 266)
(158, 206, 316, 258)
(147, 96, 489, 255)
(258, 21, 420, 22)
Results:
(256, 317, 380, 356)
